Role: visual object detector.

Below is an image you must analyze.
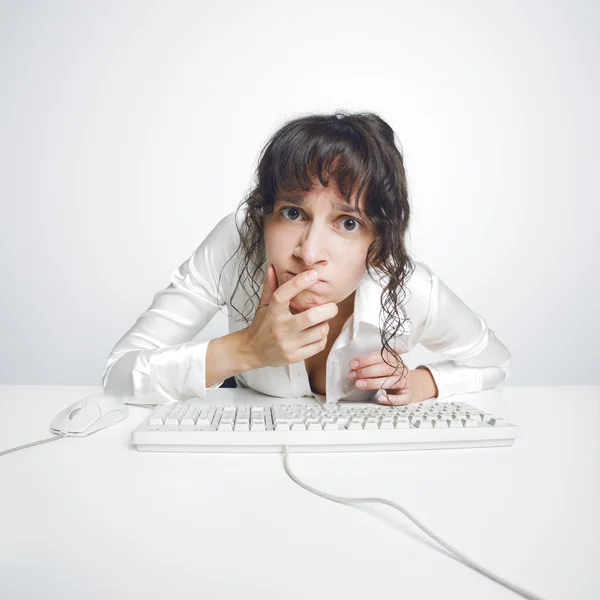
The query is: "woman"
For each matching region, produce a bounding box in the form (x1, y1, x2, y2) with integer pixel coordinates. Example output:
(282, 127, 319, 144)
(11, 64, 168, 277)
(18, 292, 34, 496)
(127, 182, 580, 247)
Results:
(102, 111, 511, 406)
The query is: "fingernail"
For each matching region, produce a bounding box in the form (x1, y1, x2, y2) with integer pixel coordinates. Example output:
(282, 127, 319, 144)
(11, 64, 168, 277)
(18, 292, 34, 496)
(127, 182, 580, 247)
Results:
(348, 371, 356, 379)
(350, 360, 358, 369)
(356, 380, 366, 388)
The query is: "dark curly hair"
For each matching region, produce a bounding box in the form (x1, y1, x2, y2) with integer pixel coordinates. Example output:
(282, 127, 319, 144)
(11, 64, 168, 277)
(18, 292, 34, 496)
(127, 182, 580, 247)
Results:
(216, 110, 415, 391)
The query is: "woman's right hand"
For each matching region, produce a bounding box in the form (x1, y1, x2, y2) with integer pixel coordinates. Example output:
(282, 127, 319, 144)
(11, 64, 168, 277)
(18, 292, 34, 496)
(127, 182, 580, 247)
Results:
(243, 264, 339, 369)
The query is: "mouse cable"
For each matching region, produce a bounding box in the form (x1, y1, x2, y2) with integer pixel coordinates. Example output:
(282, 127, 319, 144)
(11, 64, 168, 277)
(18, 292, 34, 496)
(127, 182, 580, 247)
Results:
(281, 445, 546, 600)
(0, 432, 69, 457)
(0, 404, 158, 456)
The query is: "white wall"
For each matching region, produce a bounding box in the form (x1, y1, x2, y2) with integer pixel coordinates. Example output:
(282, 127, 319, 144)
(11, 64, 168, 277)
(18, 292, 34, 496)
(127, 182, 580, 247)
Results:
(1, 0, 598, 386)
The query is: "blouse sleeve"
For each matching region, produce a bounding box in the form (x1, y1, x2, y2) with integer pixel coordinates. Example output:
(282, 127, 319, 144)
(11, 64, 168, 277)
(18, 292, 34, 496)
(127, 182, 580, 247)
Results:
(101, 212, 239, 403)
(414, 263, 512, 400)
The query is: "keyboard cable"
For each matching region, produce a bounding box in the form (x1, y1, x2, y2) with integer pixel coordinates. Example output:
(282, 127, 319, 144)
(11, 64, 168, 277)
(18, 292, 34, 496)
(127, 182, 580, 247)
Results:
(0, 425, 545, 600)
(281, 444, 546, 600)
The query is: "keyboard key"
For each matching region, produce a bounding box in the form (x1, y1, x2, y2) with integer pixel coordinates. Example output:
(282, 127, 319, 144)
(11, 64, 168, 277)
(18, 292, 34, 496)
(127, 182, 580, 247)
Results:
(134, 401, 518, 453)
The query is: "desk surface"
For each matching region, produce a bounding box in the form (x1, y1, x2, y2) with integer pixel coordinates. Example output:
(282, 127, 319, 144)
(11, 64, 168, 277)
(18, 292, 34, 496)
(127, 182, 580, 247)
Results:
(0, 384, 598, 600)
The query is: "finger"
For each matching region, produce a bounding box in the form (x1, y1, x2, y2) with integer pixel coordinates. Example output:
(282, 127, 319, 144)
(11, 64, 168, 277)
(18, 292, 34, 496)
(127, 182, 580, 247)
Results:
(353, 374, 408, 391)
(259, 264, 278, 307)
(348, 351, 380, 369)
(351, 361, 407, 380)
(349, 348, 405, 370)
(376, 393, 390, 405)
(379, 391, 412, 406)
(386, 394, 412, 406)
(270, 270, 322, 313)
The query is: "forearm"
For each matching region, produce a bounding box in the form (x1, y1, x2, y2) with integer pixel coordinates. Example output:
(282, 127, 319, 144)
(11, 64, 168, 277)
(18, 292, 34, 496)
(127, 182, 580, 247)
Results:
(205, 329, 260, 388)
(412, 367, 439, 402)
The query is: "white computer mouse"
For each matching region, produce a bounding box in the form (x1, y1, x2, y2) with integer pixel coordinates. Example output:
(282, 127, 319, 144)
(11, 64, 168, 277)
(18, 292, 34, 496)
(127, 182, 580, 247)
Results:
(50, 394, 130, 437)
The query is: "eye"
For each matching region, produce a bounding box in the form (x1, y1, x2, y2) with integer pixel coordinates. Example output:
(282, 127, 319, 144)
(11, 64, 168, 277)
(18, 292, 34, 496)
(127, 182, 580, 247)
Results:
(339, 216, 362, 233)
(280, 207, 302, 221)
(279, 206, 364, 234)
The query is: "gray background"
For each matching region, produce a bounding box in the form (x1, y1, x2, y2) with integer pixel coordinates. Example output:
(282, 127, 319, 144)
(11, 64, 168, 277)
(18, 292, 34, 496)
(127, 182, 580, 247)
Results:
(1, 0, 598, 386)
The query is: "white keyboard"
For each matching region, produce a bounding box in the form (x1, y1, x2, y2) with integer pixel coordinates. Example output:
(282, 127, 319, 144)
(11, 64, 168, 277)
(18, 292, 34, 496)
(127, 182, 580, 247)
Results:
(131, 398, 519, 453)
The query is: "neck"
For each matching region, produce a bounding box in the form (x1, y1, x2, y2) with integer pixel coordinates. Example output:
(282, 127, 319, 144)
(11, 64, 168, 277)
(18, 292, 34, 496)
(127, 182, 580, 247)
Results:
(334, 290, 356, 328)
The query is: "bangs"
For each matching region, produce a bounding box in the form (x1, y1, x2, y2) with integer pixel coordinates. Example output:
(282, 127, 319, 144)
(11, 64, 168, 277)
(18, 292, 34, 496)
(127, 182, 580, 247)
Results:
(264, 117, 374, 221)
(233, 111, 413, 368)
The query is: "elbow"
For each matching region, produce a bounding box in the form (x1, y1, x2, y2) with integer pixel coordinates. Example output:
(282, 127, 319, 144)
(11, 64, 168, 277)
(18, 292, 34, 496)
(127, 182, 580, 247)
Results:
(499, 354, 512, 382)
(101, 359, 114, 393)
(101, 352, 136, 396)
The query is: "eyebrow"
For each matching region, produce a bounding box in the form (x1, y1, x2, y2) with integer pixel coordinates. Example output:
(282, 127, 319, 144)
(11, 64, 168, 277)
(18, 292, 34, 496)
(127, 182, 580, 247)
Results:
(278, 194, 361, 214)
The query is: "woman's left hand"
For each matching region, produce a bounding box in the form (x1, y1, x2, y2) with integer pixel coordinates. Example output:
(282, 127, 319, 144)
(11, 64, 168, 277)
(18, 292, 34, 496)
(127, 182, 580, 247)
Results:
(348, 349, 421, 406)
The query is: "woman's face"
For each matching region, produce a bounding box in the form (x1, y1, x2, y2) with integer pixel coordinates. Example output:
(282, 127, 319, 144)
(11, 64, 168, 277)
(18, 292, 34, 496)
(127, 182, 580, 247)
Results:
(263, 182, 377, 317)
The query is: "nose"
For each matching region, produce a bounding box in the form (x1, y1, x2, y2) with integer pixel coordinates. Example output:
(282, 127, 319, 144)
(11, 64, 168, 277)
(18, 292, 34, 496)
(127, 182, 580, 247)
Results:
(293, 221, 327, 266)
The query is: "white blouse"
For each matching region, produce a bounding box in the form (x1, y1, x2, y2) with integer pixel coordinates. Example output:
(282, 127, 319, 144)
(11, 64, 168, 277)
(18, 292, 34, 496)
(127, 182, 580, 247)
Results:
(101, 209, 512, 405)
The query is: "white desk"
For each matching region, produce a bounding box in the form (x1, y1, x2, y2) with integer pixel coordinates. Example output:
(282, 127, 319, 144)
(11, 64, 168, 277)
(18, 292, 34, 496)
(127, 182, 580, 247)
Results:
(0, 384, 598, 600)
